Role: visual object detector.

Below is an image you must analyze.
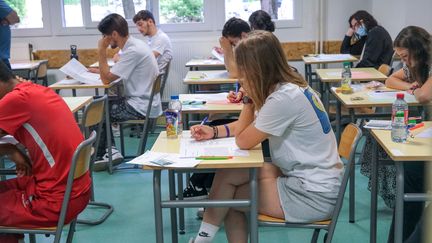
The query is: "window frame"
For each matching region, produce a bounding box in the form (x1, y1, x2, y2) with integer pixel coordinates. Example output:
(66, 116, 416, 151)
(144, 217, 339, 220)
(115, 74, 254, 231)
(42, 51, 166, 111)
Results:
(10, 0, 52, 37)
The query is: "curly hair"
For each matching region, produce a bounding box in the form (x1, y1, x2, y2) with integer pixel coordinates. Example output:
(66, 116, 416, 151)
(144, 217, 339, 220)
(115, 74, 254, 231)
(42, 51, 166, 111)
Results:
(248, 10, 275, 32)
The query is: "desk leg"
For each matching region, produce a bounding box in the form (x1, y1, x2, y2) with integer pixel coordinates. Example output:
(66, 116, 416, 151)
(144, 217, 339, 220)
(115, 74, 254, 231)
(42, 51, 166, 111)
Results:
(394, 162, 404, 243)
(154, 170, 164, 243)
(249, 168, 259, 243)
(336, 101, 341, 143)
(177, 172, 185, 234)
(105, 91, 113, 174)
(169, 171, 179, 243)
(370, 139, 378, 243)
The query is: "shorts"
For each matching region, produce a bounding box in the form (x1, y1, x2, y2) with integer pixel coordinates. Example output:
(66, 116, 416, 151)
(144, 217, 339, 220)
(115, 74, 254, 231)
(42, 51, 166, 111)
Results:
(277, 176, 338, 223)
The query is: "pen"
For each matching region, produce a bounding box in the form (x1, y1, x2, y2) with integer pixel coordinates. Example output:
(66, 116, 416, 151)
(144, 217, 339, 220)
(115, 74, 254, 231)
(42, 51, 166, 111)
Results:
(374, 90, 398, 93)
(409, 122, 424, 131)
(200, 116, 208, 126)
(235, 82, 239, 95)
(196, 156, 233, 160)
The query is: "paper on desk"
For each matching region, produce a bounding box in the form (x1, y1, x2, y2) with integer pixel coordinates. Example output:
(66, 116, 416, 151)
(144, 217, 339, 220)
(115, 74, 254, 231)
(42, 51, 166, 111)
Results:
(367, 91, 417, 103)
(364, 120, 392, 130)
(0, 135, 19, 145)
(180, 136, 249, 157)
(211, 48, 225, 62)
(60, 59, 103, 85)
(415, 128, 432, 138)
(181, 93, 229, 103)
(314, 54, 353, 61)
(126, 151, 201, 168)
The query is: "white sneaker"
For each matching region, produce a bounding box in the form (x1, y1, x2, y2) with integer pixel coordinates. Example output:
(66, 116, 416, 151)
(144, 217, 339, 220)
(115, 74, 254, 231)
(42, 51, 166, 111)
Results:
(93, 146, 124, 171)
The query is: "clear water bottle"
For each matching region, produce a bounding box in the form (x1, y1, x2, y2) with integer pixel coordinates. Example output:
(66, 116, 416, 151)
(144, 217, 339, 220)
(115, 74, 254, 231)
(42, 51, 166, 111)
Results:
(168, 95, 183, 135)
(391, 93, 408, 143)
(341, 62, 353, 94)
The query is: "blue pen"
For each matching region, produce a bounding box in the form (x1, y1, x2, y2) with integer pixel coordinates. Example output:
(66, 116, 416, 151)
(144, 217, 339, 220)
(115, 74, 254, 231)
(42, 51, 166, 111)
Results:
(235, 82, 239, 95)
(200, 116, 208, 126)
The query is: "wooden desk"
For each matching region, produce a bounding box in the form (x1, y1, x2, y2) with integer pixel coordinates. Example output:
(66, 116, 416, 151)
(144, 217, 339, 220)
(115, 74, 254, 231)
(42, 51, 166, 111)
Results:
(89, 59, 115, 68)
(180, 93, 243, 114)
(146, 131, 263, 243)
(316, 68, 388, 111)
(11, 59, 48, 79)
(185, 58, 225, 71)
(183, 70, 237, 93)
(302, 54, 358, 83)
(370, 122, 432, 243)
(330, 86, 422, 141)
(63, 96, 93, 113)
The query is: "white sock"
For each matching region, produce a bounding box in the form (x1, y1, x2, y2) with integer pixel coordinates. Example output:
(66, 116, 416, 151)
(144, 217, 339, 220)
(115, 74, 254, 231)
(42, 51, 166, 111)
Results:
(194, 221, 219, 243)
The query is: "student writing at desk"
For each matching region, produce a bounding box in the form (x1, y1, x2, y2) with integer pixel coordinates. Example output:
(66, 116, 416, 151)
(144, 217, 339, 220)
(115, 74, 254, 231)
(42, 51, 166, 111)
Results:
(189, 31, 342, 243)
(93, 14, 161, 170)
(360, 26, 432, 242)
(0, 61, 90, 243)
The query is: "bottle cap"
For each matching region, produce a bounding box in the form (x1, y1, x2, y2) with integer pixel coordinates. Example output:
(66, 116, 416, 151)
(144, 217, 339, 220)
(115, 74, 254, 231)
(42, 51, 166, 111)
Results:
(170, 95, 179, 100)
(396, 93, 404, 99)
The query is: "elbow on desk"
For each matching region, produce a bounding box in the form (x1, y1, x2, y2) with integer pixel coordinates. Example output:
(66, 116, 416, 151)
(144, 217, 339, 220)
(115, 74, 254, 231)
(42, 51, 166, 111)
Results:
(235, 136, 255, 150)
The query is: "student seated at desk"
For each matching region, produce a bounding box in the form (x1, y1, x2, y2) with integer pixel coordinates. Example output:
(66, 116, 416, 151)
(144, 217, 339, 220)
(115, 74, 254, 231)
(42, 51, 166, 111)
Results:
(189, 31, 343, 243)
(340, 13, 366, 55)
(93, 14, 161, 170)
(360, 26, 431, 242)
(248, 10, 275, 32)
(0, 61, 90, 243)
(347, 10, 393, 69)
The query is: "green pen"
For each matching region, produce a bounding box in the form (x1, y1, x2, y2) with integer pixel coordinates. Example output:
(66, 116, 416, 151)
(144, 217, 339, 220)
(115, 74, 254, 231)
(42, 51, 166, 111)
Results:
(196, 156, 233, 160)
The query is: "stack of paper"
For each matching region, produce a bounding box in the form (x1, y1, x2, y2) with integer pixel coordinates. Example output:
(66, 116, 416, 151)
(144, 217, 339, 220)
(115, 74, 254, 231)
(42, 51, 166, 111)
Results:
(211, 48, 225, 62)
(59, 59, 103, 85)
(127, 151, 201, 168)
(364, 120, 392, 130)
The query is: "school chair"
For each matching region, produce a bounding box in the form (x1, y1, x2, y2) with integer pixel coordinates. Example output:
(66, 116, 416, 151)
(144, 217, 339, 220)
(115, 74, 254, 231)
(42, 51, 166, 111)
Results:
(149, 60, 172, 134)
(0, 131, 97, 243)
(258, 123, 362, 243)
(118, 73, 163, 158)
(77, 95, 114, 225)
(31, 60, 49, 86)
(378, 64, 393, 77)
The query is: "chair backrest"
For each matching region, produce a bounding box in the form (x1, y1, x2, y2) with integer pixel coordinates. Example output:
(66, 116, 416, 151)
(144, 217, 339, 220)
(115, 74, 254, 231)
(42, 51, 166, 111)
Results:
(36, 60, 48, 78)
(326, 123, 362, 240)
(55, 131, 97, 237)
(160, 60, 171, 98)
(378, 64, 393, 77)
(81, 95, 107, 131)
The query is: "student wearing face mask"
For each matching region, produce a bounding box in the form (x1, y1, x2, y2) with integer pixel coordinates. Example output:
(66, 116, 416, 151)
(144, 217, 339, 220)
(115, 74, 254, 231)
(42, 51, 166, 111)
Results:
(340, 14, 367, 55)
(348, 10, 393, 68)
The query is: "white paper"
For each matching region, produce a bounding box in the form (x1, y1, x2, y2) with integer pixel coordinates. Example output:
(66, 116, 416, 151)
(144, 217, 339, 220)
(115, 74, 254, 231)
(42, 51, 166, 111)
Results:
(56, 79, 82, 85)
(127, 151, 201, 168)
(314, 54, 353, 61)
(415, 128, 432, 138)
(90, 59, 115, 68)
(60, 59, 103, 85)
(367, 91, 417, 103)
(181, 93, 229, 103)
(180, 136, 249, 157)
(206, 71, 230, 79)
(0, 135, 19, 145)
(211, 48, 225, 62)
(364, 120, 392, 130)
(390, 149, 403, 156)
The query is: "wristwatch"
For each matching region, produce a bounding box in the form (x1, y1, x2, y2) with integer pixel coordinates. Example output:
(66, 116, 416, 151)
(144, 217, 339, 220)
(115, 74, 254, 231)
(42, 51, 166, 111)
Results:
(242, 96, 253, 104)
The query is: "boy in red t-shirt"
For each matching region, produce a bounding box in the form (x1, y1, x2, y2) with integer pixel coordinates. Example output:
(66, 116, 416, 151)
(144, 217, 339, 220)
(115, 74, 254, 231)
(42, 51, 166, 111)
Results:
(0, 61, 91, 243)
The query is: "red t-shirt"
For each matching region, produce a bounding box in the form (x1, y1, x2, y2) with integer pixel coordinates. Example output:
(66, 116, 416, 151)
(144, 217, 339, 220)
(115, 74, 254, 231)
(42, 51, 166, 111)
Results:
(0, 82, 91, 202)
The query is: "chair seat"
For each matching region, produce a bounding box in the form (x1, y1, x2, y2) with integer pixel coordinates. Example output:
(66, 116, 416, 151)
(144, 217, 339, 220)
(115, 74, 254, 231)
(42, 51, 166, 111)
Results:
(258, 214, 331, 225)
(0, 225, 58, 232)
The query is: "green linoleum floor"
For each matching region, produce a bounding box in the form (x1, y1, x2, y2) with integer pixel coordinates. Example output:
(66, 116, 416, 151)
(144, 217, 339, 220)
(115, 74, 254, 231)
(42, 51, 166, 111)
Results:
(20, 131, 393, 243)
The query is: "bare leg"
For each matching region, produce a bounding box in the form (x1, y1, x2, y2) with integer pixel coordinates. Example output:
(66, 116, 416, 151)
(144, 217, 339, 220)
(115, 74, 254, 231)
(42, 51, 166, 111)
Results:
(224, 209, 248, 243)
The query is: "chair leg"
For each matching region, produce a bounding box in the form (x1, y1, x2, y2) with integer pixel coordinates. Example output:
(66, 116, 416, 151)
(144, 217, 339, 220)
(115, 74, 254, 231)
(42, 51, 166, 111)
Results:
(311, 229, 320, 243)
(77, 201, 114, 225)
(29, 234, 36, 243)
(177, 172, 185, 234)
(119, 123, 125, 156)
(65, 219, 77, 243)
(349, 162, 355, 223)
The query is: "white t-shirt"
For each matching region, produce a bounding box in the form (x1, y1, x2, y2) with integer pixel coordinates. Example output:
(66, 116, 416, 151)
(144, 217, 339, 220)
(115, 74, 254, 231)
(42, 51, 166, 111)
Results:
(255, 83, 343, 193)
(146, 29, 173, 73)
(111, 36, 162, 118)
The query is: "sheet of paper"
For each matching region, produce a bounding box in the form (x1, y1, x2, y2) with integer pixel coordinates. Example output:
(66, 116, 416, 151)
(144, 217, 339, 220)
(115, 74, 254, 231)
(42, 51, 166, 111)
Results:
(60, 59, 103, 85)
(0, 135, 19, 145)
(415, 127, 432, 138)
(181, 93, 229, 103)
(127, 151, 201, 168)
(364, 120, 392, 130)
(211, 48, 225, 62)
(314, 54, 353, 61)
(206, 71, 230, 79)
(180, 136, 249, 157)
(367, 91, 417, 103)
(56, 79, 82, 85)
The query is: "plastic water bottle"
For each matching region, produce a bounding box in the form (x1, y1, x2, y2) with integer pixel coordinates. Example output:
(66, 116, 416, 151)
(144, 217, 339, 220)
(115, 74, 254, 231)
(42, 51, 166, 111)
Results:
(70, 45, 79, 60)
(341, 62, 353, 94)
(168, 95, 183, 135)
(391, 93, 408, 143)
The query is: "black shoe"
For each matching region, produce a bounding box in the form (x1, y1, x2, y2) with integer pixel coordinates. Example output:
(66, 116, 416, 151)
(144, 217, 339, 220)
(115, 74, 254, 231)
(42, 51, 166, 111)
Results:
(182, 182, 208, 200)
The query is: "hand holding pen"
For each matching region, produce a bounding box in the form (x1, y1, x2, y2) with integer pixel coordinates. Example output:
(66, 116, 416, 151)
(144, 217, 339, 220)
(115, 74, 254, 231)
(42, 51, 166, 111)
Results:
(227, 83, 244, 103)
(190, 117, 213, 141)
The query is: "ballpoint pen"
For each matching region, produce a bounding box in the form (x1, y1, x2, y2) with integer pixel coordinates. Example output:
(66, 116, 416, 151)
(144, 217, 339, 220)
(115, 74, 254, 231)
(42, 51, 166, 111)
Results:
(200, 116, 208, 126)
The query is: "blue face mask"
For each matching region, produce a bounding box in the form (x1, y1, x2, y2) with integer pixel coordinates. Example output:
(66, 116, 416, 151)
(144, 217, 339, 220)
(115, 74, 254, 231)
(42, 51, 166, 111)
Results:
(356, 24, 367, 37)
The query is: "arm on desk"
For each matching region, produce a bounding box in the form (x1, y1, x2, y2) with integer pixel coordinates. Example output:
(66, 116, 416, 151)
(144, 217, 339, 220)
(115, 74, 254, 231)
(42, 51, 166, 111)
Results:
(410, 77, 432, 104)
(385, 69, 416, 90)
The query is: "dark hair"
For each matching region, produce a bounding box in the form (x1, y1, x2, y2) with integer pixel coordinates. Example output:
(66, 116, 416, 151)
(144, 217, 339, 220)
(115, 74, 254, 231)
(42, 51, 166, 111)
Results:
(0, 60, 13, 83)
(222, 17, 251, 38)
(98, 13, 129, 37)
(133, 10, 155, 24)
(394, 26, 432, 86)
(248, 10, 275, 32)
(349, 10, 378, 30)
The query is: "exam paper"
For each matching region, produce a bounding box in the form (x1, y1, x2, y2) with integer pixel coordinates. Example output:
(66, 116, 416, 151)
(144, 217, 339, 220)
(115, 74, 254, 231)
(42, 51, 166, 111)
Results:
(367, 91, 417, 103)
(127, 151, 201, 168)
(415, 128, 432, 138)
(180, 136, 249, 157)
(60, 59, 103, 85)
(211, 48, 225, 62)
(364, 120, 392, 130)
(314, 54, 353, 61)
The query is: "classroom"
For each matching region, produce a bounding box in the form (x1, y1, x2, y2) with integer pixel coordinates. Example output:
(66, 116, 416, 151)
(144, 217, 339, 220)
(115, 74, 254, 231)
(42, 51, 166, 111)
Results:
(0, 0, 431, 242)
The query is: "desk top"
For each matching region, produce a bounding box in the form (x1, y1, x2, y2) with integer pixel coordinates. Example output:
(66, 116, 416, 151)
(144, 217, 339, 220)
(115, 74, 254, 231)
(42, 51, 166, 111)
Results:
(302, 54, 358, 64)
(316, 68, 387, 82)
(185, 59, 225, 68)
(89, 59, 115, 68)
(11, 59, 47, 71)
(330, 86, 422, 108)
(371, 122, 432, 161)
(146, 131, 264, 169)
(180, 93, 243, 114)
(49, 80, 115, 90)
(63, 96, 93, 113)
(183, 70, 237, 84)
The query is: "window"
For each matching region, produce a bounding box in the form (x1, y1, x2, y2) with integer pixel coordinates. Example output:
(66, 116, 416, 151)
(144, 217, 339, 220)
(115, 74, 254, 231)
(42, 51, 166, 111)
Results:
(89, 0, 147, 22)
(6, 0, 43, 28)
(159, 0, 204, 24)
(63, 0, 84, 27)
